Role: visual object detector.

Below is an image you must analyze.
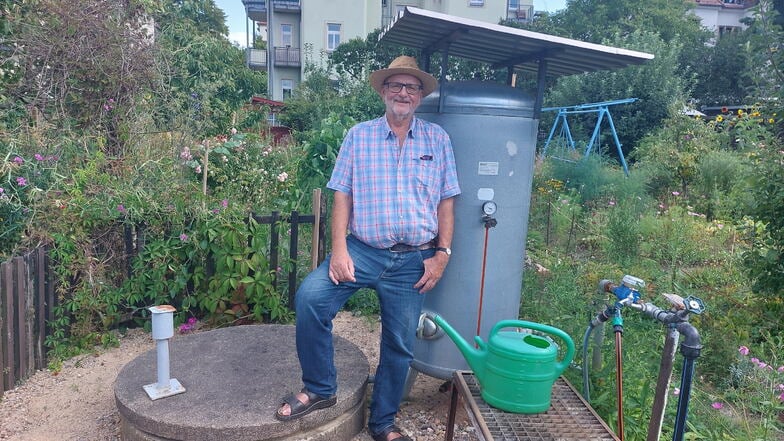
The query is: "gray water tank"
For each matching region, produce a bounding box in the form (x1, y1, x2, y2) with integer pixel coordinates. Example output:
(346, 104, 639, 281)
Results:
(412, 80, 538, 379)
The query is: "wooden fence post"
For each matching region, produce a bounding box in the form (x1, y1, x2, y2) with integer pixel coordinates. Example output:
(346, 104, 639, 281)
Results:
(14, 256, 29, 385)
(34, 248, 47, 370)
(269, 211, 280, 291)
(1, 260, 12, 394)
(2, 260, 16, 391)
(311, 189, 322, 271)
(288, 211, 299, 308)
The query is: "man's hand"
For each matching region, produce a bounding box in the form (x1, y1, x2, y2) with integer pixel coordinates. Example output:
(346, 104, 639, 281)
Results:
(414, 252, 449, 293)
(328, 248, 356, 285)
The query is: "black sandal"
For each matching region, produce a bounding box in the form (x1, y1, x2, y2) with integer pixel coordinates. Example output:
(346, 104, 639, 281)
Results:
(274, 388, 337, 421)
(370, 425, 413, 441)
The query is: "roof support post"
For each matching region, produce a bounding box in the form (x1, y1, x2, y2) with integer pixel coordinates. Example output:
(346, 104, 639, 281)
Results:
(534, 58, 547, 118)
(438, 44, 451, 113)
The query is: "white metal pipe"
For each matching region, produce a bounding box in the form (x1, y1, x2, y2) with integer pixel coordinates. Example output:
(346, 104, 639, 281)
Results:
(143, 305, 186, 400)
(156, 339, 171, 389)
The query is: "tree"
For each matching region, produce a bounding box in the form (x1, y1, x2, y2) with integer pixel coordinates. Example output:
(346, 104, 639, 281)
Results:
(6, 0, 159, 154)
(329, 29, 412, 81)
(740, 1, 784, 312)
(534, 0, 707, 46)
(150, 0, 267, 137)
(687, 31, 751, 107)
(157, 0, 229, 37)
(743, 0, 784, 128)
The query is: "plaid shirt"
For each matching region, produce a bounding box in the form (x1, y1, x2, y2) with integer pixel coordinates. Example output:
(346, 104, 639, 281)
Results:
(327, 116, 461, 249)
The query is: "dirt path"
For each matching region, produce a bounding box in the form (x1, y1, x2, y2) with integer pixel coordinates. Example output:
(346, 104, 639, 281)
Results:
(0, 312, 476, 441)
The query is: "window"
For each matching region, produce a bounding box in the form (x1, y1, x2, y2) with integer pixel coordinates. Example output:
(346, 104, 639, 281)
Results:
(327, 23, 341, 51)
(469, 0, 484, 5)
(508, 0, 520, 10)
(718, 26, 739, 37)
(280, 24, 292, 47)
(281, 79, 293, 100)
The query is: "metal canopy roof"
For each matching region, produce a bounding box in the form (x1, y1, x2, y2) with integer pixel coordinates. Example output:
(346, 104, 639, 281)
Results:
(378, 7, 654, 78)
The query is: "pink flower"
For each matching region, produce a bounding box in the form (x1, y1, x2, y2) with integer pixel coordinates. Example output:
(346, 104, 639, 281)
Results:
(117, 204, 127, 214)
(608, 200, 616, 206)
(13, 156, 23, 165)
(777, 366, 784, 373)
(195, 165, 202, 174)
(751, 357, 760, 364)
(34, 154, 44, 161)
(711, 402, 723, 409)
(779, 393, 784, 402)
(777, 384, 784, 391)
(221, 199, 228, 208)
(672, 191, 680, 196)
(277, 172, 289, 182)
(16, 176, 27, 186)
(673, 387, 680, 396)
(738, 346, 749, 356)
(179, 233, 188, 241)
(187, 317, 197, 325)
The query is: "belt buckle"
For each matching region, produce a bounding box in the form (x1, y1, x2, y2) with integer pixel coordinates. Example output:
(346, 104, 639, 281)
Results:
(389, 243, 411, 252)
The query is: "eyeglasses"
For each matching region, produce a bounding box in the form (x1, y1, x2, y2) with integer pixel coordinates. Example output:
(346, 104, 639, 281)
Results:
(384, 82, 423, 94)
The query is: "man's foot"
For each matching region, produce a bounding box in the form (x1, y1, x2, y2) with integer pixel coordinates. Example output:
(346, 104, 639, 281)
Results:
(370, 425, 413, 441)
(274, 388, 337, 421)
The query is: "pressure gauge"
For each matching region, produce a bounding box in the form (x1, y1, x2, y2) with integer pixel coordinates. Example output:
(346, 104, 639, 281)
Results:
(482, 201, 497, 216)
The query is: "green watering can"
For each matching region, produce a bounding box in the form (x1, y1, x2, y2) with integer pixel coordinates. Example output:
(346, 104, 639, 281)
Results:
(431, 314, 575, 414)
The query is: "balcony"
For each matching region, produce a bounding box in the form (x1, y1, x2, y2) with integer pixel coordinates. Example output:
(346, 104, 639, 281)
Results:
(246, 48, 267, 70)
(242, 0, 267, 22)
(272, 0, 301, 12)
(245, 47, 301, 70)
(274, 46, 301, 67)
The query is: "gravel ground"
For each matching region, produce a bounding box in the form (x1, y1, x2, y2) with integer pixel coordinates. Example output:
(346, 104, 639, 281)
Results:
(0, 312, 478, 441)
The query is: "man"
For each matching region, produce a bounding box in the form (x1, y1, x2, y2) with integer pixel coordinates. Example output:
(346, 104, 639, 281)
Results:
(275, 56, 460, 441)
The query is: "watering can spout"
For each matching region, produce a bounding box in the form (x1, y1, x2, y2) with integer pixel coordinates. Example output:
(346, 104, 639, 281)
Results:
(427, 314, 487, 378)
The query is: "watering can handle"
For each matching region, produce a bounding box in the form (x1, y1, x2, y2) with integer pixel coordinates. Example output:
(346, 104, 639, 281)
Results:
(490, 320, 576, 375)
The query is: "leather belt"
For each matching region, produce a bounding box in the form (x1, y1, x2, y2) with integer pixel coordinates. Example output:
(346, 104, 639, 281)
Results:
(389, 239, 436, 252)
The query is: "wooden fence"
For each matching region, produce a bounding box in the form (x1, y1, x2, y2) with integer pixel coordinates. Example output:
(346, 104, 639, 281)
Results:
(0, 246, 53, 397)
(0, 189, 327, 396)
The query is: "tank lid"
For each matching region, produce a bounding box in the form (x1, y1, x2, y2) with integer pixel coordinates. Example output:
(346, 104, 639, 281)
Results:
(418, 81, 535, 118)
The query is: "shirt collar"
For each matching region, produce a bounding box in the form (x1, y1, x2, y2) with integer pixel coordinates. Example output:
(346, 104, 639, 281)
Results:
(381, 115, 420, 139)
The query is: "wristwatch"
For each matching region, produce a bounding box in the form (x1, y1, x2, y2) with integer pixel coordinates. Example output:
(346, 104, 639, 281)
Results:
(436, 247, 452, 256)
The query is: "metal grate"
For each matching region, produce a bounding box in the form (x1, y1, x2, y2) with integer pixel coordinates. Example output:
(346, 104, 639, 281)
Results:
(460, 373, 619, 441)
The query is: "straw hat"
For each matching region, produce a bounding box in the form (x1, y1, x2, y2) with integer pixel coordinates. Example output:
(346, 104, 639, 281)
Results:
(369, 56, 438, 97)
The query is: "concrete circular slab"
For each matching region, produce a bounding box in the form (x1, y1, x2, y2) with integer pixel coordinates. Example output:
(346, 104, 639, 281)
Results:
(115, 324, 369, 441)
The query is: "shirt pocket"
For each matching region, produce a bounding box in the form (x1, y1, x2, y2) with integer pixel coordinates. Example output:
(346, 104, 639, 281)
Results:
(411, 157, 439, 190)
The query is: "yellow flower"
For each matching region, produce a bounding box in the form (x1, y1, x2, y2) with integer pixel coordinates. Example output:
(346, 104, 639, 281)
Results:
(716, 115, 724, 122)
(769, 118, 776, 124)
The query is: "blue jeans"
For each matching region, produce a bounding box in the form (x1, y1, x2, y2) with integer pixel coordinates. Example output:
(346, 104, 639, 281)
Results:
(294, 234, 433, 435)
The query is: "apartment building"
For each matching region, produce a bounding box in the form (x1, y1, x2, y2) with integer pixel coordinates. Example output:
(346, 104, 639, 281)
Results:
(241, 0, 533, 101)
(692, 0, 758, 38)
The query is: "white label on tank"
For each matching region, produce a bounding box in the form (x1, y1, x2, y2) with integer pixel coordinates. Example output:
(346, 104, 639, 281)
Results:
(477, 188, 494, 201)
(506, 141, 518, 156)
(478, 162, 499, 175)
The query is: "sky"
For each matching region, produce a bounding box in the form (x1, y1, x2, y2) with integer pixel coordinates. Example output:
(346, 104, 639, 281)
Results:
(214, 0, 568, 48)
